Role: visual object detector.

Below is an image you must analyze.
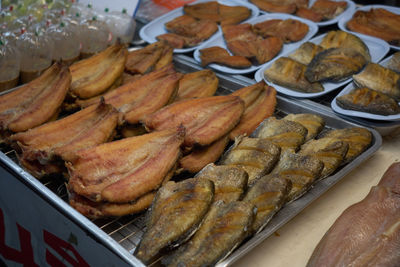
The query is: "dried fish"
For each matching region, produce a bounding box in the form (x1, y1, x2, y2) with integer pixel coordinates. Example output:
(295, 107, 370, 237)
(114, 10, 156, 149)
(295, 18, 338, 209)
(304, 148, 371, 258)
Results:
(176, 70, 218, 101)
(288, 42, 324, 65)
(283, 113, 325, 141)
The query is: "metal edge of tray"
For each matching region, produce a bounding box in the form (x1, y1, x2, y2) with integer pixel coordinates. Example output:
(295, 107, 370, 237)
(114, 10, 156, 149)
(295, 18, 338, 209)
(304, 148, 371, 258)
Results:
(171, 55, 383, 266)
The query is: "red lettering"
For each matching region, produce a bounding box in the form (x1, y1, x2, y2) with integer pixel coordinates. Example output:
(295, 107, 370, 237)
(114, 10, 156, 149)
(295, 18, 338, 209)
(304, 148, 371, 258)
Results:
(0, 208, 38, 266)
(44, 230, 89, 267)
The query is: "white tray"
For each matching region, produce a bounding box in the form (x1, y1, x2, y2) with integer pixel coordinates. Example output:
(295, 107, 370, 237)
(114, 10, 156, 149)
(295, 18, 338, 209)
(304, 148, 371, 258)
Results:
(254, 32, 390, 98)
(193, 13, 318, 74)
(139, 0, 259, 53)
(338, 4, 400, 51)
(331, 54, 400, 121)
(248, 0, 356, 26)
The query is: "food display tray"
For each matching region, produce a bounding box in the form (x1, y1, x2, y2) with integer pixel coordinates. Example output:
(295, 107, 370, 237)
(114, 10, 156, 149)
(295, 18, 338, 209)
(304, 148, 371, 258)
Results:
(0, 54, 382, 266)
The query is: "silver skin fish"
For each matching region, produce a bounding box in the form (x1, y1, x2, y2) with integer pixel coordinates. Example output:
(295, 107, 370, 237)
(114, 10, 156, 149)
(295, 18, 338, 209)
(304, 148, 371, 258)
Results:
(307, 162, 400, 267)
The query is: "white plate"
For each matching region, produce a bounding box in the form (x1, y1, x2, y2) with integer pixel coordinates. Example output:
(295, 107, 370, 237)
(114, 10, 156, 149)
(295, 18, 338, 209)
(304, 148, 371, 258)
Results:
(254, 32, 390, 98)
(338, 4, 400, 51)
(193, 13, 318, 74)
(249, 0, 356, 26)
(139, 0, 259, 53)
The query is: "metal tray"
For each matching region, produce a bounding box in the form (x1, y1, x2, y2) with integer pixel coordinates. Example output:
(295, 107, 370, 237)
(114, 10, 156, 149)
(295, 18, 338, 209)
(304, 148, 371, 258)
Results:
(0, 54, 382, 267)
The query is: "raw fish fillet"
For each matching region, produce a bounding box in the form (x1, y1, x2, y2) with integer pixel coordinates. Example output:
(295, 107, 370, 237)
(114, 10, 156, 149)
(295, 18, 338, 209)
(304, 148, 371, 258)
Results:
(135, 178, 214, 264)
(307, 162, 400, 267)
(67, 127, 185, 203)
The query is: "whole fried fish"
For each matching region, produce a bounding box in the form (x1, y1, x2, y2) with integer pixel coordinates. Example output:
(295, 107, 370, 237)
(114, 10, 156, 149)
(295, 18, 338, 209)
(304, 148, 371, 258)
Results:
(299, 138, 349, 179)
(264, 57, 324, 93)
(305, 47, 367, 83)
(353, 63, 400, 101)
(176, 70, 218, 101)
(196, 163, 248, 203)
(230, 82, 277, 140)
(272, 150, 324, 201)
(199, 46, 252, 68)
(336, 87, 400, 116)
(243, 175, 291, 233)
(144, 95, 244, 148)
(320, 127, 372, 163)
(10, 101, 119, 178)
(288, 42, 324, 65)
(135, 178, 214, 264)
(220, 137, 281, 184)
(253, 19, 309, 43)
(319, 30, 371, 61)
(307, 162, 400, 267)
(283, 113, 325, 141)
(255, 117, 308, 152)
(163, 201, 256, 267)
(67, 127, 185, 203)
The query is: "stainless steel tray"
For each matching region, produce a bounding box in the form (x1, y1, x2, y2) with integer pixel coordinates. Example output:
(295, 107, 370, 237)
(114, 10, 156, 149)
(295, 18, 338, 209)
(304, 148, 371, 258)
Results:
(0, 54, 382, 267)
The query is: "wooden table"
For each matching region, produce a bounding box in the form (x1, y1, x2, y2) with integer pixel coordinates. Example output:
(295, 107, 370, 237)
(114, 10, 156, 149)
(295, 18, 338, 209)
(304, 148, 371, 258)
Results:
(234, 128, 400, 267)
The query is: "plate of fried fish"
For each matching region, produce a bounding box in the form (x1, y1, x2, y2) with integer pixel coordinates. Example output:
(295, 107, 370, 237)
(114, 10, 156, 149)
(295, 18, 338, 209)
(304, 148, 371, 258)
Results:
(139, 0, 259, 53)
(338, 5, 400, 50)
(255, 30, 390, 98)
(247, 0, 355, 26)
(332, 52, 400, 121)
(193, 13, 318, 74)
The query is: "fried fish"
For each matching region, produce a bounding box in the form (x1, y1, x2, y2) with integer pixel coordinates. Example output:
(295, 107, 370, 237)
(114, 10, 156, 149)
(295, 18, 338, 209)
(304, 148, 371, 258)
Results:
(163, 201, 256, 267)
(176, 70, 219, 101)
(10, 101, 119, 178)
(0, 62, 71, 137)
(310, 0, 347, 20)
(219, 3, 252, 26)
(67, 127, 185, 203)
(143, 95, 244, 148)
(296, 7, 324, 22)
(199, 46, 252, 69)
(283, 113, 325, 141)
(230, 82, 277, 140)
(220, 137, 281, 184)
(157, 33, 200, 49)
(387, 51, 400, 73)
(305, 47, 367, 83)
(353, 63, 400, 101)
(255, 117, 308, 152)
(336, 87, 400, 116)
(243, 175, 291, 233)
(196, 163, 248, 203)
(253, 19, 309, 43)
(249, 0, 297, 14)
(272, 150, 324, 201)
(288, 42, 324, 65)
(135, 178, 214, 264)
(307, 162, 400, 267)
(299, 138, 349, 179)
(320, 127, 372, 163)
(264, 57, 324, 93)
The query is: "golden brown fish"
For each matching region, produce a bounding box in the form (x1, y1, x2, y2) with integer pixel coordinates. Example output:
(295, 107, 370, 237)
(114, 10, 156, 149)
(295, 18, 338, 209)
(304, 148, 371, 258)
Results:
(67, 127, 185, 203)
(353, 63, 400, 101)
(253, 19, 309, 43)
(310, 0, 347, 20)
(296, 7, 324, 22)
(336, 87, 400, 115)
(163, 201, 256, 267)
(219, 3, 252, 26)
(157, 33, 200, 49)
(305, 47, 367, 83)
(176, 70, 219, 101)
(288, 42, 324, 65)
(199, 46, 253, 69)
(320, 127, 372, 163)
(69, 43, 127, 99)
(230, 82, 277, 140)
(387, 51, 400, 73)
(264, 57, 324, 93)
(220, 136, 281, 184)
(135, 178, 214, 264)
(255, 116, 308, 152)
(299, 138, 349, 178)
(196, 163, 248, 203)
(69, 191, 155, 219)
(307, 162, 400, 267)
(283, 113, 325, 141)
(0, 62, 71, 137)
(119, 124, 147, 138)
(243, 175, 291, 233)
(249, 0, 297, 14)
(10, 101, 119, 178)
(77, 64, 181, 124)
(272, 150, 324, 201)
(319, 30, 371, 61)
(144, 95, 244, 148)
